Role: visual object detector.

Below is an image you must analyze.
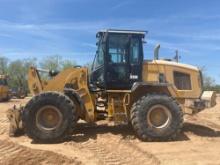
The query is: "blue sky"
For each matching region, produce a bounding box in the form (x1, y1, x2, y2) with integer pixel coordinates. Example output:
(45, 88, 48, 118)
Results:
(0, 0, 220, 83)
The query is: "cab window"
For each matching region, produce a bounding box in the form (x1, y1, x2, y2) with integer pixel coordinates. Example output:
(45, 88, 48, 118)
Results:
(130, 38, 140, 64)
(108, 35, 129, 64)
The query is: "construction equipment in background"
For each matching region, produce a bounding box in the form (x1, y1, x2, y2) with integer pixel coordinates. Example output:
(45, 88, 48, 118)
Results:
(0, 75, 10, 102)
(10, 87, 27, 99)
(8, 29, 216, 142)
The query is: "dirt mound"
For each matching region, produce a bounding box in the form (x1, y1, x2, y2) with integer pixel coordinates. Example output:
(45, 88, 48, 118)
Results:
(0, 140, 81, 165)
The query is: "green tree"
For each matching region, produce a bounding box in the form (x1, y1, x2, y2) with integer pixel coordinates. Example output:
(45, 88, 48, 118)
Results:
(0, 56, 9, 74)
(39, 55, 61, 71)
(199, 66, 216, 90)
(61, 59, 77, 70)
(40, 55, 78, 70)
(8, 58, 37, 92)
(203, 76, 216, 89)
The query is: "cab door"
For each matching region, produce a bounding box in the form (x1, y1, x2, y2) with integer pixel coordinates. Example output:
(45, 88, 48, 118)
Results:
(105, 34, 130, 89)
(129, 37, 143, 85)
(105, 34, 143, 90)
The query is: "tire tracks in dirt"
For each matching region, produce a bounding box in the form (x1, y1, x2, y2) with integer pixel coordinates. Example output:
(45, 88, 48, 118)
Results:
(0, 140, 81, 165)
(0, 117, 9, 135)
(64, 134, 160, 165)
(0, 114, 157, 165)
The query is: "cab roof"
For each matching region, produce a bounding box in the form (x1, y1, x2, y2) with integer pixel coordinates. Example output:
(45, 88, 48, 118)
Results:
(97, 29, 147, 37)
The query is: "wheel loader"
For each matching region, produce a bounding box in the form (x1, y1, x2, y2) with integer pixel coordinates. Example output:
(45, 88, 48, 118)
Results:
(0, 75, 10, 102)
(7, 29, 216, 142)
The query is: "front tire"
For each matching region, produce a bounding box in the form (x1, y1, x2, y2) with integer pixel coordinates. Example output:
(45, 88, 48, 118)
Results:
(23, 92, 77, 143)
(131, 94, 183, 141)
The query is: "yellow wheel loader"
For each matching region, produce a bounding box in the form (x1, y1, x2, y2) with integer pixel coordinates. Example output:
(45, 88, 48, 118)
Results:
(0, 75, 10, 102)
(8, 29, 216, 142)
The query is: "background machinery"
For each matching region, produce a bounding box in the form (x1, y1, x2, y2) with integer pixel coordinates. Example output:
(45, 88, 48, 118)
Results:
(10, 29, 216, 142)
(0, 75, 10, 102)
(10, 87, 27, 99)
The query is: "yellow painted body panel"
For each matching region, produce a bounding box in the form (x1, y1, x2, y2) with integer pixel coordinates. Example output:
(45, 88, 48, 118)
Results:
(0, 86, 9, 100)
(28, 67, 95, 122)
(143, 60, 202, 99)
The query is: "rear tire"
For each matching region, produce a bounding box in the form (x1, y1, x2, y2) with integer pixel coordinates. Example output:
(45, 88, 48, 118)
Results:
(131, 94, 183, 141)
(23, 92, 77, 143)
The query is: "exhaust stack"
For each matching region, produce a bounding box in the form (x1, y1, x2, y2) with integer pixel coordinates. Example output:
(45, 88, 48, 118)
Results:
(174, 50, 180, 62)
(154, 44, 160, 60)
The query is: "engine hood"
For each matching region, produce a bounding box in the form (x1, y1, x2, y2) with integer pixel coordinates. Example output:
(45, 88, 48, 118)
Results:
(145, 60, 199, 72)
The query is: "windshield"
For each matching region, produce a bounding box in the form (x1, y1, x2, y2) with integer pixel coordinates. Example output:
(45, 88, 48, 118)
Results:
(108, 34, 129, 64)
(92, 37, 104, 70)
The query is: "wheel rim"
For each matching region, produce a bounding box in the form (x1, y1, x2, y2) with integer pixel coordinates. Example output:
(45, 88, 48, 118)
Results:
(147, 105, 172, 129)
(36, 105, 63, 131)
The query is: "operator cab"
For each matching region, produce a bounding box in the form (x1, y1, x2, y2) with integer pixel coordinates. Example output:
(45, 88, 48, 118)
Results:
(90, 29, 146, 90)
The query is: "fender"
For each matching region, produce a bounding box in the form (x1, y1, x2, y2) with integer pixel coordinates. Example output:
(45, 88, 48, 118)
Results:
(131, 82, 177, 102)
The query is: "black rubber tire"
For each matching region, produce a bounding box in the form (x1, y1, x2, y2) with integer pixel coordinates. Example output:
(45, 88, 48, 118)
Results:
(23, 92, 77, 143)
(131, 94, 183, 141)
(64, 91, 81, 122)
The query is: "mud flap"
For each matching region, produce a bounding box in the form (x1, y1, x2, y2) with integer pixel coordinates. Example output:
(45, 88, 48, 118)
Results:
(6, 105, 24, 137)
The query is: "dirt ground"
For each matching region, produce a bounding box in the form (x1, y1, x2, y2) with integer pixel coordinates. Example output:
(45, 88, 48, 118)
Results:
(0, 97, 220, 165)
